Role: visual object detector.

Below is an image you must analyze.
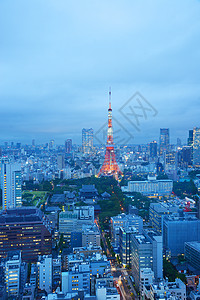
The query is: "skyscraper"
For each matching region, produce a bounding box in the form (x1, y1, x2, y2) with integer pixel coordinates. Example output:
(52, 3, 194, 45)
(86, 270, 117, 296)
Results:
(150, 141, 157, 158)
(160, 128, 169, 155)
(188, 130, 193, 146)
(82, 128, 93, 154)
(65, 139, 72, 153)
(2, 162, 22, 210)
(193, 127, 200, 166)
(57, 154, 65, 170)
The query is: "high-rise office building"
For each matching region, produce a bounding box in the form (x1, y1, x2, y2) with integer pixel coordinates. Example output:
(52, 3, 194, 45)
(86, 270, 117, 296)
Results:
(65, 139, 72, 153)
(57, 154, 65, 170)
(164, 151, 178, 171)
(82, 128, 93, 154)
(119, 226, 137, 266)
(131, 231, 163, 289)
(2, 162, 22, 210)
(160, 128, 169, 155)
(188, 130, 193, 146)
(150, 141, 157, 158)
(180, 146, 193, 166)
(193, 127, 200, 167)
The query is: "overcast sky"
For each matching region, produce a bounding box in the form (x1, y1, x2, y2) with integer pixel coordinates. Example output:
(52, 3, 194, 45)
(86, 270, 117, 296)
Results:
(0, 0, 200, 145)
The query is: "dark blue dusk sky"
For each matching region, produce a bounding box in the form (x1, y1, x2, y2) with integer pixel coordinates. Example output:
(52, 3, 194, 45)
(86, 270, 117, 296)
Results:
(0, 0, 200, 145)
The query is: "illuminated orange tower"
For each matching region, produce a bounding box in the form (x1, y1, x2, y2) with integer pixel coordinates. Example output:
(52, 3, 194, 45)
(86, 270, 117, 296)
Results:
(97, 90, 123, 181)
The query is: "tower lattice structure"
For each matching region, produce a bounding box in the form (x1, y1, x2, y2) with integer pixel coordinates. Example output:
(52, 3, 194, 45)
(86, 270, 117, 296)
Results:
(97, 90, 123, 181)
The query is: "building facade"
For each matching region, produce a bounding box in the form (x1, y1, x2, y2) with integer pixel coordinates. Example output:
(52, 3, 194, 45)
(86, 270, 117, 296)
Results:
(128, 177, 173, 196)
(1, 162, 22, 210)
(0, 207, 52, 262)
(59, 206, 94, 234)
(65, 139, 72, 153)
(160, 128, 169, 155)
(37, 255, 52, 294)
(5, 251, 21, 297)
(185, 241, 200, 271)
(119, 226, 136, 266)
(150, 141, 157, 158)
(131, 231, 163, 289)
(82, 128, 93, 154)
(111, 213, 143, 248)
(193, 127, 200, 166)
(163, 215, 200, 256)
(149, 202, 179, 233)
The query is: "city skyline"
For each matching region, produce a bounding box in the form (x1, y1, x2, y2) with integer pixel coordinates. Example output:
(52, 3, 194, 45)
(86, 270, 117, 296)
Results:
(0, 0, 200, 144)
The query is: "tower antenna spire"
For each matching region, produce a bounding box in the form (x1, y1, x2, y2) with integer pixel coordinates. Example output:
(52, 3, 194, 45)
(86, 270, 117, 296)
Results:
(109, 87, 111, 109)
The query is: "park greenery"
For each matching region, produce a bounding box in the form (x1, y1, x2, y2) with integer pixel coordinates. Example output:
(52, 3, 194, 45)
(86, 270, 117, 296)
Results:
(22, 175, 155, 228)
(22, 190, 48, 207)
(173, 180, 198, 198)
(163, 259, 186, 283)
(189, 170, 200, 180)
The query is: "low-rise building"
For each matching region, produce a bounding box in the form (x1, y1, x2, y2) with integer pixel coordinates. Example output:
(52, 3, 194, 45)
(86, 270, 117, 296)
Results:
(62, 264, 90, 294)
(59, 206, 94, 234)
(127, 176, 173, 196)
(96, 278, 120, 300)
(53, 256, 62, 291)
(150, 278, 186, 300)
(82, 224, 100, 247)
(140, 268, 154, 296)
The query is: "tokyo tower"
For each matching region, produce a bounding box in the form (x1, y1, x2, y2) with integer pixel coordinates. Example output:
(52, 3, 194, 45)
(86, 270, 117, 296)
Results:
(97, 90, 123, 181)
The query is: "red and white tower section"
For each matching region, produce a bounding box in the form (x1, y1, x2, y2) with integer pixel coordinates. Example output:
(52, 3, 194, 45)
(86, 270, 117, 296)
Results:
(97, 91, 123, 181)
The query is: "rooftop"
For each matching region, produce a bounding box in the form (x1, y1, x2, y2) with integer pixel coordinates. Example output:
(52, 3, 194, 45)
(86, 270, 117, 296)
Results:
(111, 213, 142, 221)
(134, 234, 151, 245)
(150, 202, 178, 213)
(185, 241, 200, 251)
(0, 207, 44, 224)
